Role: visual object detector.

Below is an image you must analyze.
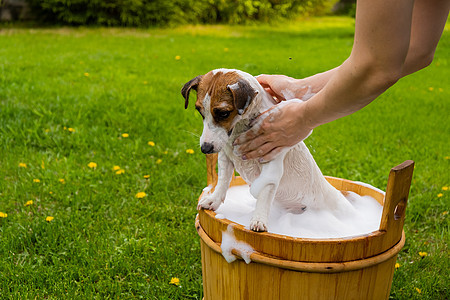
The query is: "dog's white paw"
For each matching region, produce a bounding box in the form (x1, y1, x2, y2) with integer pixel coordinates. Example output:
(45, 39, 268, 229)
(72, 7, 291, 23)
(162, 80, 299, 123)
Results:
(197, 193, 224, 211)
(250, 217, 268, 232)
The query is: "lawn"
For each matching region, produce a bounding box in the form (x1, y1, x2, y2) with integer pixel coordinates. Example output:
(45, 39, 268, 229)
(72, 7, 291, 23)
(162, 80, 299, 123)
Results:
(0, 17, 448, 299)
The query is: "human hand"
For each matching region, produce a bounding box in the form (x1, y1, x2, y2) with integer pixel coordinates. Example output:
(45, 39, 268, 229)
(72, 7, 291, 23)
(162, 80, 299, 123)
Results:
(257, 74, 314, 102)
(233, 100, 314, 162)
(256, 74, 297, 102)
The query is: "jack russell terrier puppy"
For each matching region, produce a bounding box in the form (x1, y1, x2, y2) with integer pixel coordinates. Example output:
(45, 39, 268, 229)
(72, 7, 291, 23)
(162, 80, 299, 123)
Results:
(182, 68, 355, 232)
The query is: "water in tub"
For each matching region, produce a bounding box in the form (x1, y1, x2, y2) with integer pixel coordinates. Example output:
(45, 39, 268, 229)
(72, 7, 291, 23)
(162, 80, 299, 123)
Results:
(214, 184, 384, 239)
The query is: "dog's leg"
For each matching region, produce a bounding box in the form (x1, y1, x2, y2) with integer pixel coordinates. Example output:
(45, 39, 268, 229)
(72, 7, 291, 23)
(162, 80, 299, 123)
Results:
(198, 151, 234, 211)
(249, 153, 286, 232)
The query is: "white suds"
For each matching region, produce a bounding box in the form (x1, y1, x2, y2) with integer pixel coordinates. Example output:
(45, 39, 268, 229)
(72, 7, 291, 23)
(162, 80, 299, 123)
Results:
(215, 184, 384, 239)
(301, 86, 315, 101)
(280, 89, 296, 100)
(221, 224, 254, 264)
(228, 82, 239, 90)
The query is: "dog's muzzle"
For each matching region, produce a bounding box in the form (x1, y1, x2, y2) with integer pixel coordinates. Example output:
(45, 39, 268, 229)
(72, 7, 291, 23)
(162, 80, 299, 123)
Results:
(201, 142, 215, 154)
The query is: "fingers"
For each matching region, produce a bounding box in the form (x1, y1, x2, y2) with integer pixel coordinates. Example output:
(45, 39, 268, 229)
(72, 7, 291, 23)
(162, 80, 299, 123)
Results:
(237, 141, 284, 163)
(233, 108, 280, 158)
(259, 147, 284, 162)
(234, 110, 266, 143)
(256, 74, 286, 102)
(236, 136, 271, 159)
(255, 74, 270, 85)
(240, 142, 276, 161)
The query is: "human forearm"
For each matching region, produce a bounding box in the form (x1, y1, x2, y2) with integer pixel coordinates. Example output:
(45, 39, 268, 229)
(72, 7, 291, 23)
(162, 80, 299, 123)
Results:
(302, 57, 400, 129)
(237, 0, 448, 163)
(289, 67, 339, 99)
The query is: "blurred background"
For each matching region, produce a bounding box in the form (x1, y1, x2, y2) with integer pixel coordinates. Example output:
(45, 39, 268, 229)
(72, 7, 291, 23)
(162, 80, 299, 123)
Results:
(0, 0, 356, 26)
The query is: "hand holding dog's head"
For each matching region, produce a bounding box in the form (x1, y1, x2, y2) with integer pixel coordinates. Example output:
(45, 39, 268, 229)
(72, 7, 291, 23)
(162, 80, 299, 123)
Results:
(181, 69, 258, 154)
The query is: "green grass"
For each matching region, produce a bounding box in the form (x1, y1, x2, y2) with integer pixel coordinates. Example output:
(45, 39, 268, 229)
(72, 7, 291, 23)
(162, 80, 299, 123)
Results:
(0, 17, 448, 299)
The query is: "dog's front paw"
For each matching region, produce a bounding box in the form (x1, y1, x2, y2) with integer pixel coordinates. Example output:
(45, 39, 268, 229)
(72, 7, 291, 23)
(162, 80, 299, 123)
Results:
(197, 193, 224, 211)
(250, 217, 268, 232)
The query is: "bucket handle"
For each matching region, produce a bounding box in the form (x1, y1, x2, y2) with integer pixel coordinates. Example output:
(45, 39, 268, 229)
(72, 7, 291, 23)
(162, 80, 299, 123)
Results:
(379, 160, 414, 241)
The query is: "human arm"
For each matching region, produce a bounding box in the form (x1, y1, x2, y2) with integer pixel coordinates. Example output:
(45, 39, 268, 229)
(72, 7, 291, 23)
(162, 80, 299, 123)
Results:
(259, 0, 449, 102)
(234, 0, 449, 162)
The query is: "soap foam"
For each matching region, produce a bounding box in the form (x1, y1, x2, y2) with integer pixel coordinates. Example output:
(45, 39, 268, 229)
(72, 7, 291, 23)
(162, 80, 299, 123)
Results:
(215, 184, 383, 239)
(221, 224, 254, 263)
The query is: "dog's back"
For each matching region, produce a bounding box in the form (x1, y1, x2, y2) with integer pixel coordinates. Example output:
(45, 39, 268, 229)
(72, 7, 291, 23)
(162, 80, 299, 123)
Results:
(225, 140, 354, 216)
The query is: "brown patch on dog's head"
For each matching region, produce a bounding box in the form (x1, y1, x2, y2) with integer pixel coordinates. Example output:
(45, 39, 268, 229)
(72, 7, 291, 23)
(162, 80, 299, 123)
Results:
(182, 70, 258, 133)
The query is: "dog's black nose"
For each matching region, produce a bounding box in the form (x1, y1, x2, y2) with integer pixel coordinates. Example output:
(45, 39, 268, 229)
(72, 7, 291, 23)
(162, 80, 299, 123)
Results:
(201, 143, 214, 154)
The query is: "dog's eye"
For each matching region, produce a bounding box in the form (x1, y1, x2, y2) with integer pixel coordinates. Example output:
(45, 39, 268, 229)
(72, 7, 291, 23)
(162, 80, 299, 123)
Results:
(215, 110, 231, 120)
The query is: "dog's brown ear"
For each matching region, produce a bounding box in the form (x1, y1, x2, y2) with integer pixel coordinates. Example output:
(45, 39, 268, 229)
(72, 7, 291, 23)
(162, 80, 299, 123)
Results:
(181, 75, 203, 109)
(227, 79, 258, 115)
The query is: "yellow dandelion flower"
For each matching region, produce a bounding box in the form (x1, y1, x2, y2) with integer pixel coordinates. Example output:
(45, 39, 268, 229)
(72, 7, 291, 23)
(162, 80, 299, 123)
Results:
(18, 163, 27, 168)
(115, 169, 125, 175)
(136, 192, 147, 199)
(442, 186, 449, 191)
(63, 126, 67, 130)
(49, 191, 53, 195)
(33, 179, 40, 183)
(144, 175, 150, 179)
(148, 141, 155, 147)
(415, 288, 421, 294)
(428, 87, 434, 91)
(84, 72, 90, 77)
(41, 160, 45, 169)
(59, 178, 65, 184)
(437, 193, 443, 197)
(88, 162, 97, 169)
(156, 159, 162, 164)
(46, 216, 54, 222)
(68, 128, 75, 132)
(169, 277, 180, 286)
(163, 150, 168, 155)
(186, 149, 194, 154)
(143, 81, 148, 85)
(44, 128, 50, 133)
(25, 200, 34, 206)
(442, 211, 449, 216)
(445, 156, 450, 160)
(0, 212, 7, 218)
(395, 263, 400, 269)
(224, 48, 229, 52)
(175, 55, 181, 60)
(122, 133, 129, 138)
(419, 251, 428, 257)
(113, 165, 121, 171)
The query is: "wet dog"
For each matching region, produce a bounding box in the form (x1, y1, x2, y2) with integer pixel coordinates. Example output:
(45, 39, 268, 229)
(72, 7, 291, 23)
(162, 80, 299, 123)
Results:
(182, 68, 354, 232)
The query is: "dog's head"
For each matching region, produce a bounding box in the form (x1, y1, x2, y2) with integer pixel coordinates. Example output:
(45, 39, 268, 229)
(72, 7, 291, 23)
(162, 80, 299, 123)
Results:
(182, 69, 258, 154)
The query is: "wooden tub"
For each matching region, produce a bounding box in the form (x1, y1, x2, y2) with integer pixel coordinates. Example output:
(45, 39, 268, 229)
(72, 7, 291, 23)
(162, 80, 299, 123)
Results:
(196, 154, 414, 300)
